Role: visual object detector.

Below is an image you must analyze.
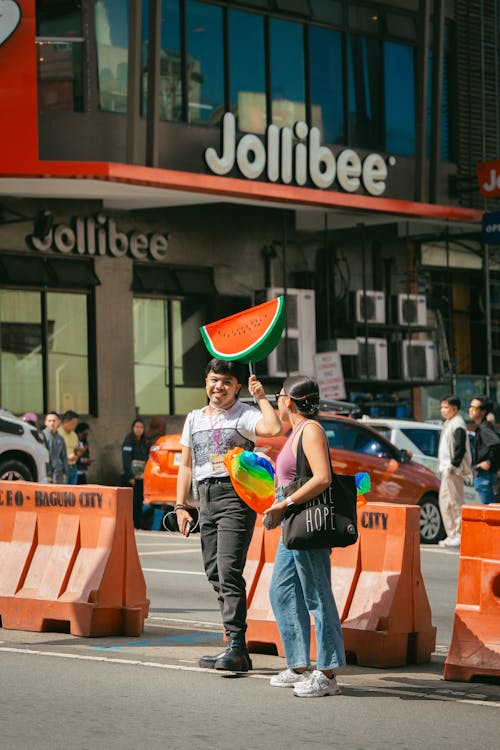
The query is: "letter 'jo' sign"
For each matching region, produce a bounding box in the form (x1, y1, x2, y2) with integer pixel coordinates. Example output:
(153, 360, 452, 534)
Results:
(0, 0, 21, 47)
(477, 159, 500, 198)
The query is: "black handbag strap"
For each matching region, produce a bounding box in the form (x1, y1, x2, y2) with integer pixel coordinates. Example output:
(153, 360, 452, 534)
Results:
(295, 424, 333, 481)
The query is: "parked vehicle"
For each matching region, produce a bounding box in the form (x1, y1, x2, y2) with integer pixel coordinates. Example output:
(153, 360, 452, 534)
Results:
(361, 417, 480, 504)
(144, 403, 443, 543)
(0, 409, 49, 482)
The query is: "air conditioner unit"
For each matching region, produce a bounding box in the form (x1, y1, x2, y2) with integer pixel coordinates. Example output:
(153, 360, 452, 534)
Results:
(256, 288, 316, 377)
(354, 290, 385, 324)
(356, 337, 388, 380)
(401, 340, 438, 380)
(397, 293, 427, 326)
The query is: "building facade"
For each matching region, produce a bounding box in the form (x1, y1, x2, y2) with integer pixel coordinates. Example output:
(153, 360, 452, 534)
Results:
(0, 0, 498, 482)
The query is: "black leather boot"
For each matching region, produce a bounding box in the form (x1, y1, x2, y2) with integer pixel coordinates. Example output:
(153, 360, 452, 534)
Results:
(213, 636, 252, 672)
(198, 649, 228, 669)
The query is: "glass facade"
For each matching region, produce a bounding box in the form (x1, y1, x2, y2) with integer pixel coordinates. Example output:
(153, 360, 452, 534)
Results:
(95, 0, 130, 113)
(36, 0, 84, 112)
(133, 296, 212, 414)
(186, 0, 225, 124)
(38, 0, 454, 159)
(0, 290, 90, 415)
(270, 18, 305, 128)
(229, 10, 266, 133)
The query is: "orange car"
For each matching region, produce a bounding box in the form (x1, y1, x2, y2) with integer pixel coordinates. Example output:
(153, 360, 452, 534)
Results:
(144, 408, 443, 544)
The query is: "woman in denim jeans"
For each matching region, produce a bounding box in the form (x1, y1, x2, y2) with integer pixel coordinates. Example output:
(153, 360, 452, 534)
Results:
(263, 375, 345, 698)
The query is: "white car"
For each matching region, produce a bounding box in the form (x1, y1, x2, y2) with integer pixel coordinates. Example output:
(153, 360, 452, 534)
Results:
(361, 417, 480, 504)
(0, 409, 49, 482)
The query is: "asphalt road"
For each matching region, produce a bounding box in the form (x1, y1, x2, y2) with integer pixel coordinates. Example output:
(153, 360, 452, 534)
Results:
(1, 531, 499, 750)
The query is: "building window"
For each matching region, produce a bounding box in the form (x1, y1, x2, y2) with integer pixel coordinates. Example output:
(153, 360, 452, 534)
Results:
(95, 0, 130, 113)
(186, 0, 225, 124)
(347, 34, 384, 151)
(133, 297, 209, 415)
(270, 18, 305, 128)
(142, 0, 183, 121)
(384, 41, 415, 156)
(36, 0, 84, 112)
(229, 9, 266, 133)
(309, 25, 344, 145)
(0, 289, 91, 416)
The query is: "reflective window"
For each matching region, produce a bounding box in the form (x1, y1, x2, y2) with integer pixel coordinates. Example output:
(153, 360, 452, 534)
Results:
(36, 0, 82, 37)
(309, 26, 344, 145)
(348, 34, 384, 150)
(229, 10, 266, 133)
(37, 41, 85, 112)
(270, 18, 305, 128)
(401, 428, 440, 458)
(36, 0, 84, 112)
(322, 419, 392, 458)
(0, 291, 43, 414)
(95, 0, 129, 113)
(142, 0, 183, 121)
(47, 293, 89, 414)
(133, 297, 208, 414)
(384, 41, 415, 155)
(0, 290, 90, 415)
(186, 1, 225, 124)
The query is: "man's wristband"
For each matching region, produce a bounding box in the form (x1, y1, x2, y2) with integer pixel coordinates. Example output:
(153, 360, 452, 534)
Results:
(174, 504, 188, 511)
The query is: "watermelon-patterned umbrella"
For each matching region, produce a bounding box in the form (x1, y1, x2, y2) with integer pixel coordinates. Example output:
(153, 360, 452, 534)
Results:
(200, 296, 286, 364)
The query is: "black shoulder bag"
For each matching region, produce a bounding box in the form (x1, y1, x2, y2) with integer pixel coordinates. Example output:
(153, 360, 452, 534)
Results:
(282, 430, 358, 551)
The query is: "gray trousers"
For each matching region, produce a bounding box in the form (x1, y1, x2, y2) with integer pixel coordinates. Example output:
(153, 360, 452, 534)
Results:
(198, 480, 256, 639)
(439, 468, 464, 539)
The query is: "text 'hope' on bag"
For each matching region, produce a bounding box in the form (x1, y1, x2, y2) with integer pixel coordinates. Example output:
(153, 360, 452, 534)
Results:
(282, 431, 358, 551)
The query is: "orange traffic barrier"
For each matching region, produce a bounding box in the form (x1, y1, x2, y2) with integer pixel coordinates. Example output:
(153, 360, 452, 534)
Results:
(245, 503, 436, 667)
(342, 503, 435, 667)
(0, 482, 149, 636)
(245, 519, 362, 657)
(444, 503, 500, 682)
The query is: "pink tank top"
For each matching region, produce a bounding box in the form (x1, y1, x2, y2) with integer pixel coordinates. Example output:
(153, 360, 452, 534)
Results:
(275, 420, 308, 486)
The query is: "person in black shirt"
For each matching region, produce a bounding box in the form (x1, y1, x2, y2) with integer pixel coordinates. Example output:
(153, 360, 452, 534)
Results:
(122, 418, 150, 528)
(469, 395, 500, 505)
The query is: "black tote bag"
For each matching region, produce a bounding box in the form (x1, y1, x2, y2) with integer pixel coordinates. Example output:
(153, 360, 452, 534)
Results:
(282, 431, 358, 551)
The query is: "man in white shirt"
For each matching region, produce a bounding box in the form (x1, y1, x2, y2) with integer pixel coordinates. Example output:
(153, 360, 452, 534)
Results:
(175, 358, 281, 671)
(438, 395, 472, 548)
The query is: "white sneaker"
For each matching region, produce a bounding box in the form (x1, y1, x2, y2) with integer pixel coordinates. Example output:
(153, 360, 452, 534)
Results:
(439, 536, 461, 548)
(270, 668, 312, 688)
(293, 670, 342, 698)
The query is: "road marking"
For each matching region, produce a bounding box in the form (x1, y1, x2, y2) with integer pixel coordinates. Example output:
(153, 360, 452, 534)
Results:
(0, 645, 499, 707)
(142, 567, 205, 575)
(139, 549, 200, 556)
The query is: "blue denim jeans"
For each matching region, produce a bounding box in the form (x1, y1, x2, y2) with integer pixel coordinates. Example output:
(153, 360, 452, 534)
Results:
(66, 465, 78, 485)
(269, 537, 346, 671)
(473, 470, 497, 504)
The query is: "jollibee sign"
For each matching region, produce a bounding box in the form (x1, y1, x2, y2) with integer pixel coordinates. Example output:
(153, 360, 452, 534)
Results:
(477, 159, 500, 198)
(205, 112, 396, 196)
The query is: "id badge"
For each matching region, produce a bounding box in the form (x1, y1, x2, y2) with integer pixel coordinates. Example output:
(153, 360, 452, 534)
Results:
(210, 454, 225, 472)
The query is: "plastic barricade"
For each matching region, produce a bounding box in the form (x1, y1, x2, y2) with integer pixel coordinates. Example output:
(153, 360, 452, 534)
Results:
(444, 503, 500, 682)
(342, 503, 435, 667)
(0, 482, 149, 637)
(245, 503, 436, 667)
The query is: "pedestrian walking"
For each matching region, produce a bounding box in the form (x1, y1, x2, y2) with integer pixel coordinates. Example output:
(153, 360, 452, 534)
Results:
(43, 411, 67, 483)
